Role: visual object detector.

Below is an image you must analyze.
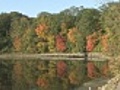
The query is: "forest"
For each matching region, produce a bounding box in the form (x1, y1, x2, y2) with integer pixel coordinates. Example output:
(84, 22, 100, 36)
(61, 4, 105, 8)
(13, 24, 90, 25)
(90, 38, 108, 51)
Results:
(0, 2, 120, 56)
(0, 2, 120, 90)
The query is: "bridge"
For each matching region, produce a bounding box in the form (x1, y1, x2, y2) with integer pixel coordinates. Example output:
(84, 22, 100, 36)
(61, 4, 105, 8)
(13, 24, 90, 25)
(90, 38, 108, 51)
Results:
(0, 52, 110, 61)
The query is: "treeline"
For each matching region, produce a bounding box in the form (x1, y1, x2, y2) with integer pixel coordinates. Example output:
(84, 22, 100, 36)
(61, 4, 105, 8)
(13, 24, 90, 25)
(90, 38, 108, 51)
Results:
(0, 2, 120, 56)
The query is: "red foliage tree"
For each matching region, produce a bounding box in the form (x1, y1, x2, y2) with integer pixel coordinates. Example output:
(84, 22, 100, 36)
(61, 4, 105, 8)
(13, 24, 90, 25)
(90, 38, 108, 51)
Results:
(86, 37, 95, 52)
(57, 61, 67, 77)
(55, 35, 66, 52)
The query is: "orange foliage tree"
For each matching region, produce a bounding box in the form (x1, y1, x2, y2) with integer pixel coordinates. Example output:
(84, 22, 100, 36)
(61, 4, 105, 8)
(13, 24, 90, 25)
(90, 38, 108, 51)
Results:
(35, 23, 50, 53)
(67, 27, 78, 43)
(35, 23, 49, 39)
(86, 32, 98, 52)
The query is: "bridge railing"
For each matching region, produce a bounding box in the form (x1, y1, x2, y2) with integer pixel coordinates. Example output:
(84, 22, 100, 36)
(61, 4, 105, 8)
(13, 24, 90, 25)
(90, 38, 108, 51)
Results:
(0, 52, 109, 60)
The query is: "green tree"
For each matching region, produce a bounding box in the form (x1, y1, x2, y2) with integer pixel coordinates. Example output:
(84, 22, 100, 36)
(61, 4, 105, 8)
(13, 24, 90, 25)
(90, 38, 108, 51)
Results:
(76, 8, 100, 52)
(0, 13, 12, 53)
(100, 2, 120, 56)
(10, 13, 30, 52)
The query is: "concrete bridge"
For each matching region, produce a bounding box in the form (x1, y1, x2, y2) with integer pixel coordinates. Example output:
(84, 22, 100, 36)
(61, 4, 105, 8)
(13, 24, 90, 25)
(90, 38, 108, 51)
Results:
(0, 52, 110, 61)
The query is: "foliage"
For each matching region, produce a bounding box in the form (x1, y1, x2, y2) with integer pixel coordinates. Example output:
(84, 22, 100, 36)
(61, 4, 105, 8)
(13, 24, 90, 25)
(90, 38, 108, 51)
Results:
(0, 3, 119, 54)
(86, 32, 98, 52)
(75, 8, 100, 52)
(100, 2, 120, 56)
(67, 27, 78, 43)
(55, 35, 66, 52)
(76, 8, 100, 37)
(0, 13, 12, 52)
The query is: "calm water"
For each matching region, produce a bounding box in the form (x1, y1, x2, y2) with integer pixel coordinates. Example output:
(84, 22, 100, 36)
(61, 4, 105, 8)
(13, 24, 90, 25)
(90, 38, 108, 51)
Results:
(0, 59, 108, 90)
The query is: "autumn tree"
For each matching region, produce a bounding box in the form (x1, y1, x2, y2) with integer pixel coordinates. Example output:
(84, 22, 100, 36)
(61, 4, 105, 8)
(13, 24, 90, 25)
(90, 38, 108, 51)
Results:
(100, 2, 120, 56)
(10, 13, 30, 52)
(35, 12, 60, 53)
(86, 32, 98, 52)
(35, 23, 49, 53)
(67, 27, 83, 52)
(67, 27, 78, 43)
(76, 8, 100, 52)
(21, 28, 37, 53)
(55, 35, 66, 52)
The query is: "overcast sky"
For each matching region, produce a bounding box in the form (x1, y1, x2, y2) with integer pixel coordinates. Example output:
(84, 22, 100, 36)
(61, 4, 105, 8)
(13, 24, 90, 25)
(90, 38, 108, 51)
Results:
(0, 0, 119, 17)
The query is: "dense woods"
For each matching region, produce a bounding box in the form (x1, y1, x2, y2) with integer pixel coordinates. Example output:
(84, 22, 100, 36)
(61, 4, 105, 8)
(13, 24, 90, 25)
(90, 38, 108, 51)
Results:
(0, 2, 120, 56)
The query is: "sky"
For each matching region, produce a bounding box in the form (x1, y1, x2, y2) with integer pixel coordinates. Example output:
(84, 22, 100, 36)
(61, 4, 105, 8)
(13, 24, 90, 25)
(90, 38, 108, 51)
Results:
(0, 0, 119, 17)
